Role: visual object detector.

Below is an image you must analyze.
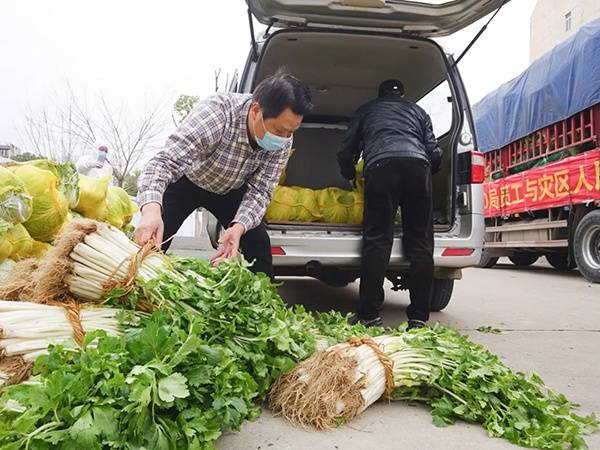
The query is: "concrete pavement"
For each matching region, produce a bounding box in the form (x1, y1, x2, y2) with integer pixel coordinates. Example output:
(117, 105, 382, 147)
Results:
(169, 238, 599, 449)
(214, 260, 600, 450)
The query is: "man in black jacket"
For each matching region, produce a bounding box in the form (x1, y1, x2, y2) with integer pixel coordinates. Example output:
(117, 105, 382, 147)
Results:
(337, 79, 442, 330)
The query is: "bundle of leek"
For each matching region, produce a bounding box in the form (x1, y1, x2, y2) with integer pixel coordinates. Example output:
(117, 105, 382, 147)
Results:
(270, 327, 598, 449)
(0, 300, 138, 387)
(0, 220, 205, 316)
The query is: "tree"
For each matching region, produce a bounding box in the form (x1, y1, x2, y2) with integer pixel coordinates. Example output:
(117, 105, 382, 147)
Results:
(12, 151, 41, 162)
(96, 96, 167, 187)
(18, 84, 169, 187)
(172, 68, 239, 125)
(173, 95, 200, 125)
(122, 169, 141, 196)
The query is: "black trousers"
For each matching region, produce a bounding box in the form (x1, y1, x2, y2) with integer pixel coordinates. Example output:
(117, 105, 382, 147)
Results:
(161, 176, 273, 279)
(359, 158, 434, 322)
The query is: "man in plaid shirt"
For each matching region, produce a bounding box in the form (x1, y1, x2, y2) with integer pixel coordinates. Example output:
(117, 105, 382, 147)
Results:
(136, 72, 312, 278)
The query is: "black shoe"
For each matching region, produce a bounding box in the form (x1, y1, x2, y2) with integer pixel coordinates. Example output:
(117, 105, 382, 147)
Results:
(349, 314, 384, 328)
(407, 319, 427, 330)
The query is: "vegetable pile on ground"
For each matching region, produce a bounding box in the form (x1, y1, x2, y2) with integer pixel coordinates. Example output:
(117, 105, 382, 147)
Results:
(0, 219, 316, 448)
(0, 159, 137, 264)
(270, 323, 598, 449)
(0, 220, 596, 449)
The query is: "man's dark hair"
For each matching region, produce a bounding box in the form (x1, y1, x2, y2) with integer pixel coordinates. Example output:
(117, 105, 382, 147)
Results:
(253, 70, 313, 119)
(379, 79, 405, 97)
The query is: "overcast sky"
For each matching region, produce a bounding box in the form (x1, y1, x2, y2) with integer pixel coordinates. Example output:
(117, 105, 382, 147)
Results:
(0, 0, 537, 148)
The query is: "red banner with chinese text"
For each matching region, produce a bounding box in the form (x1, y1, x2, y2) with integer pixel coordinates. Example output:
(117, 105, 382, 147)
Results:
(484, 149, 600, 218)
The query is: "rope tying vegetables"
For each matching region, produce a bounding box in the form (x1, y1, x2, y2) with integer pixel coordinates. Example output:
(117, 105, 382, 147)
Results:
(0, 356, 33, 387)
(348, 336, 394, 401)
(59, 299, 86, 346)
(102, 239, 159, 295)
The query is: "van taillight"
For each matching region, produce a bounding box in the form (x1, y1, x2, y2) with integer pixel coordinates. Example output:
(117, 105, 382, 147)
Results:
(271, 246, 286, 256)
(471, 151, 485, 184)
(441, 248, 475, 256)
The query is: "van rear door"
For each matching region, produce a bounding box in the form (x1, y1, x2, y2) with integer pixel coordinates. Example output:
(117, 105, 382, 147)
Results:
(246, 0, 509, 36)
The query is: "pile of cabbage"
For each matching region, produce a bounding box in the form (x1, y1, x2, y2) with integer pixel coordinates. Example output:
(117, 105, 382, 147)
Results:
(0, 159, 137, 263)
(266, 160, 365, 225)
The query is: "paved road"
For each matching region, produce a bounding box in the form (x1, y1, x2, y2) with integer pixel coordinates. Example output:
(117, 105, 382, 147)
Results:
(170, 240, 600, 449)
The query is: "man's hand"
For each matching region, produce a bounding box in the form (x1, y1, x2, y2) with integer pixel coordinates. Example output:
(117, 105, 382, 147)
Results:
(135, 202, 164, 246)
(431, 149, 443, 175)
(95, 162, 104, 168)
(210, 222, 245, 266)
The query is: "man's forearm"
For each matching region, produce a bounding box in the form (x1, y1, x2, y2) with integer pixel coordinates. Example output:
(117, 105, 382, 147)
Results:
(233, 201, 259, 234)
(137, 154, 174, 209)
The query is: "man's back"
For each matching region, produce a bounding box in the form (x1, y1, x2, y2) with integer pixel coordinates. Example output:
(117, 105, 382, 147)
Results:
(337, 79, 439, 328)
(338, 93, 440, 173)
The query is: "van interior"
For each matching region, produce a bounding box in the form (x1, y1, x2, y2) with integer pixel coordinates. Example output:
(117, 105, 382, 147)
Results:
(252, 30, 458, 230)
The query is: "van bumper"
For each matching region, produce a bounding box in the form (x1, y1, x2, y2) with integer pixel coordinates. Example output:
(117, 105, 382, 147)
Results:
(268, 214, 484, 269)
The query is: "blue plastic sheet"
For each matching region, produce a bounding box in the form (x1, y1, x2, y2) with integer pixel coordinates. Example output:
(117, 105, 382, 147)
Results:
(473, 17, 600, 153)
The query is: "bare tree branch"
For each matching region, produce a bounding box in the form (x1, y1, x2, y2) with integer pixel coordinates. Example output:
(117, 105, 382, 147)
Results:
(18, 83, 168, 185)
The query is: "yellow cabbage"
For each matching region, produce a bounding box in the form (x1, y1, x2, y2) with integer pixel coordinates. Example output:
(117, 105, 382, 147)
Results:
(317, 188, 351, 224)
(315, 188, 365, 224)
(273, 186, 298, 204)
(347, 192, 365, 225)
(27, 159, 80, 209)
(265, 186, 321, 222)
(265, 187, 299, 222)
(0, 220, 12, 262)
(0, 166, 33, 224)
(74, 174, 110, 220)
(30, 240, 53, 258)
(6, 223, 34, 261)
(268, 181, 364, 225)
(8, 165, 68, 242)
(355, 159, 365, 192)
(293, 188, 321, 222)
(105, 186, 139, 229)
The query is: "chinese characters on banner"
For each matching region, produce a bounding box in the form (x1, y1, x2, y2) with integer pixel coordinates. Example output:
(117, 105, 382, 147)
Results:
(484, 149, 600, 218)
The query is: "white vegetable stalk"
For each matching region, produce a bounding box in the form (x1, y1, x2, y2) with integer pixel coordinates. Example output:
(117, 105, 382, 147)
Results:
(66, 223, 168, 301)
(0, 300, 125, 362)
(0, 219, 206, 315)
(269, 334, 457, 429)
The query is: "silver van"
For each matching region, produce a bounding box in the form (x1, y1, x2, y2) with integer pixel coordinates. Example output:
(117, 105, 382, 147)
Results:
(209, 0, 497, 311)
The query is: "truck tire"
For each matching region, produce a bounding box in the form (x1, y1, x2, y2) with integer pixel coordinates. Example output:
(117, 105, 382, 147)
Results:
(478, 250, 499, 268)
(430, 279, 454, 312)
(509, 253, 539, 266)
(573, 210, 600, 283)
(545, 253, 575, 270)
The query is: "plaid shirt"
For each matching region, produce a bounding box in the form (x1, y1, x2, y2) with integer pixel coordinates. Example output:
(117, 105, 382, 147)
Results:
(138, 93, 291, 232)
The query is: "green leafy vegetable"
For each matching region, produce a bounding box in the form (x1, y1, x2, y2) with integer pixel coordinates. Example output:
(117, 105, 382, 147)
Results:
(389, 325, 598, 450)
(0, 312, 261, 449)
(0, 220, 596, 450)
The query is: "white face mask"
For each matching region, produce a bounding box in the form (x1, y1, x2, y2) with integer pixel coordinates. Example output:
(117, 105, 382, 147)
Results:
(253, 112, 293, 152)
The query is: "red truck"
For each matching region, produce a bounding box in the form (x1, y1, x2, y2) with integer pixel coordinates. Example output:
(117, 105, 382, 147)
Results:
(474, 17, 600, 283)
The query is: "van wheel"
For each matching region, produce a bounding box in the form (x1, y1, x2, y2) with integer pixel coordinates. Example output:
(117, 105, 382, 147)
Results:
(573, 210, 600, 283)
(545, 253, 575, 270)
(478, 250, 499, 268)
(509, 253, 539, 266)
(430, 279, 454, 312)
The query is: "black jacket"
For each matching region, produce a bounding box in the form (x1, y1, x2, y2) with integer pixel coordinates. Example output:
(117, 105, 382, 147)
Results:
(337, 95, 442, 177)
